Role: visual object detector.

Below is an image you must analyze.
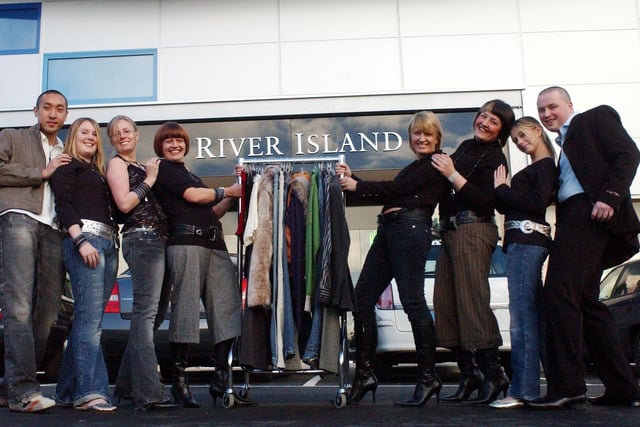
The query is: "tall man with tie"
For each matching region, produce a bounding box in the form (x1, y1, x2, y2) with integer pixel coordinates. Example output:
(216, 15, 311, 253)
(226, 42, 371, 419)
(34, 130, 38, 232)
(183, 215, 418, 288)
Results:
(529, 86, 640, 409)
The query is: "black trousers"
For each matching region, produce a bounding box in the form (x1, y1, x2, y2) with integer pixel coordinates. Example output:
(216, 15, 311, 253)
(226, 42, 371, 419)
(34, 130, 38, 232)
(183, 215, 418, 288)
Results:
(544, 194, 638, 398)
(354, 212, 432, 325)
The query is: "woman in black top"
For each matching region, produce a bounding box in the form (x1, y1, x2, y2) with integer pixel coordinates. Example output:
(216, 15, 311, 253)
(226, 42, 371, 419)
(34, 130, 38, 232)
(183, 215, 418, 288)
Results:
(431, 100, 515, 404)
(51, 118, 119, 412)
(106, 115, 176, 410)
(152, 122, 254, 408)
(490, 117, 556, 408)
(336, 111, 448, 406)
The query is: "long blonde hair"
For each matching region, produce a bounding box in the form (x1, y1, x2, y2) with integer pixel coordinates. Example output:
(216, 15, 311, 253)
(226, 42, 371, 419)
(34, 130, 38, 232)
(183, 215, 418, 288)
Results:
(64, 117, 106, 176)
(511, 116, 556, 161)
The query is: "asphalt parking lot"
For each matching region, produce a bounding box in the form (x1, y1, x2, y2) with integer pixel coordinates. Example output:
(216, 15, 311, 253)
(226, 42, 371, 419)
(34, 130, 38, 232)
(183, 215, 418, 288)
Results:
(1, 365, 639, 426)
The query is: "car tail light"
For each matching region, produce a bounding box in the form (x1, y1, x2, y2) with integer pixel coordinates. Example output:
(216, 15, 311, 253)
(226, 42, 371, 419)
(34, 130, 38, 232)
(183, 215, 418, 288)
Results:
(105, 281, 121, 313)
(376, 284, 394, 310)
(241, 277, 248, 311)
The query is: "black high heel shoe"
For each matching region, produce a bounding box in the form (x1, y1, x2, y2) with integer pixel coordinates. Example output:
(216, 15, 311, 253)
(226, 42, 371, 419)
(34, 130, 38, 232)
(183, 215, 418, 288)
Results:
(441, 370, 483, 402)
(142, 398, 180, 411)
(394, 375, 442, 407)
(346, 367, 378, 404)
(467, 371, 509, 405)
(171, 381, 200, 408)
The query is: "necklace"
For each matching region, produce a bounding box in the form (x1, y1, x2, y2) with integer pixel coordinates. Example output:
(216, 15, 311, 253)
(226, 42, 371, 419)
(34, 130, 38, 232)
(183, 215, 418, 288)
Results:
(449, 140, 496, 199)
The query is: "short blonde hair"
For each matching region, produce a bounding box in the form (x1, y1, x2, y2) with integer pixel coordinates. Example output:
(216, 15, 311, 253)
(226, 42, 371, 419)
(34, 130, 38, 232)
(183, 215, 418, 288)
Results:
(407, 111, 443, 151)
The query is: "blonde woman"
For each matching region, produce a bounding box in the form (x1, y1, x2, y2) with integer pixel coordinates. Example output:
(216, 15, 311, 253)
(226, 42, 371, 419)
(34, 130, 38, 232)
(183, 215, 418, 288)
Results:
(337, 111, 448, 406)
(491, 116, 556, 408)
(51, 118, 119, 412)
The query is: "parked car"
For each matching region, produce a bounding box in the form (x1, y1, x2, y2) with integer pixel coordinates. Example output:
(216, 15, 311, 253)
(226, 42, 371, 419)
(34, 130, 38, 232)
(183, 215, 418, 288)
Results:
(598, 258, 640, 376)
(102, 267, 217, 382)
(0, 280, 74, 383)
(373, 240, 510, 375)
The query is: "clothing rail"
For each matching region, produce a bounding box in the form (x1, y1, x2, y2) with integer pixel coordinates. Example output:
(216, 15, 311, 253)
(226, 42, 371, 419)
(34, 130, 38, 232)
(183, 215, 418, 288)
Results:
(233, 154, 351, 408)
(237, 155, 345, 166)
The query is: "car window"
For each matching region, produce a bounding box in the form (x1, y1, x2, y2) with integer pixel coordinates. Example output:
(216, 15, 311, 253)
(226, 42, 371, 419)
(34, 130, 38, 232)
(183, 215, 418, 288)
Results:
(424, 243, 506, 278)
(615, 263, 640, 297)
(599, 265, 624, 300)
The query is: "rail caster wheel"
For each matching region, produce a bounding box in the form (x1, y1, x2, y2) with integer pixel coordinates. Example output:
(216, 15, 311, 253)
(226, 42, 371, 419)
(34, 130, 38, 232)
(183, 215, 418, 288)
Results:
(334, 392, 346, 409)
(223, 392, 235, 409)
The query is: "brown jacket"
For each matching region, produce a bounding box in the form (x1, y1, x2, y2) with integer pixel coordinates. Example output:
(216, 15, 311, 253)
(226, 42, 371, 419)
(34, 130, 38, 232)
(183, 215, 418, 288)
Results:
(0, 125, 48, 214)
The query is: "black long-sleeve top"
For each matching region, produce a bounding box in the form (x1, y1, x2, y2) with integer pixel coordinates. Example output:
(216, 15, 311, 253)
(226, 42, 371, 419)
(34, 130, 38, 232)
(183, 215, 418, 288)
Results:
(350, 151, 448, 218)
(154, 159, 226, 250)
(495, 157, 557, 250)
(439, 138, 508, 218)
(50, 157, 115, 230)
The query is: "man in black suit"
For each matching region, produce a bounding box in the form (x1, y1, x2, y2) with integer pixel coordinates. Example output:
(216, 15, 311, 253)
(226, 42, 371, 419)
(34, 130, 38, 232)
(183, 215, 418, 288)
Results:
(528, 86, 640, 409)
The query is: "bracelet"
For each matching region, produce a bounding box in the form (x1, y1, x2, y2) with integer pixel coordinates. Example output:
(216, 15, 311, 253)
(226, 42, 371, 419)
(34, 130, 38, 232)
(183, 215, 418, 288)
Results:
(448, 171, 460, 183)
(215, 187, 225, 201)
(132, 182, 151, 203)
(73, 233, 88, 250)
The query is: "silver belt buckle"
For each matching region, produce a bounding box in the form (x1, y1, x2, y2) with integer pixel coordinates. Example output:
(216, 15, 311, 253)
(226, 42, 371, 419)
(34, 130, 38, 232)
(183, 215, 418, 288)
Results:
(519, 220, 534, 234)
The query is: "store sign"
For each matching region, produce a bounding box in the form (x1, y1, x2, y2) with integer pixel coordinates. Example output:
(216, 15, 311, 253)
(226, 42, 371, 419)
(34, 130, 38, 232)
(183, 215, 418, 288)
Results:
(130, 111, 475, 177)
(194, 131, 403, 159)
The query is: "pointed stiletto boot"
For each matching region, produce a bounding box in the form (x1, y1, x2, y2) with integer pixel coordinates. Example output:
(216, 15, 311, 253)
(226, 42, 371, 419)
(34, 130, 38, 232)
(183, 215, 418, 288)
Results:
(209, 339, 257, 407)
(467, 347, 510, 405)
(346, 321, 378, 405)
(441, 348, 483, 402)
(394, 319, 442, 407)
(169, 343, 201, 408)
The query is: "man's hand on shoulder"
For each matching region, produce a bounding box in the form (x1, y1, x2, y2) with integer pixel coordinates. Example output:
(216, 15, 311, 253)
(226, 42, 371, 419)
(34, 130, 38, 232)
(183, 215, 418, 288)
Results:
(42, 153, 72, 180)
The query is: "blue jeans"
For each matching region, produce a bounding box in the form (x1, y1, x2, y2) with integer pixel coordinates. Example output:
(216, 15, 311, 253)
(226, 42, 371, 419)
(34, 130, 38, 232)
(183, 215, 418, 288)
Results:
(114, 230, 167, 409)
(506, 243, 547, 400)
(54, 233, 118, 406)
(0, 213, 64, 404)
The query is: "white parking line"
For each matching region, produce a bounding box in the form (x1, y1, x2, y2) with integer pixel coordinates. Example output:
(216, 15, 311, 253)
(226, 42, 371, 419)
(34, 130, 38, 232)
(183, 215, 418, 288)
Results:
(302, 375, 323, 387)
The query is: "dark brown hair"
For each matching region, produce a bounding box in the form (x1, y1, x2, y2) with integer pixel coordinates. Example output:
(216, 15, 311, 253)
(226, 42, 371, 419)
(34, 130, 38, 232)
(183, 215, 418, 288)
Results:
(474, 99, 515, 146)
(153, 121, 190, 157)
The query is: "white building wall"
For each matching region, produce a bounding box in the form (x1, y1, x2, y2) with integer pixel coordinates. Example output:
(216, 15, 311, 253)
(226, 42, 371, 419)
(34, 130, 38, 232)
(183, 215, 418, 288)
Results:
(1, 0, 639, 163)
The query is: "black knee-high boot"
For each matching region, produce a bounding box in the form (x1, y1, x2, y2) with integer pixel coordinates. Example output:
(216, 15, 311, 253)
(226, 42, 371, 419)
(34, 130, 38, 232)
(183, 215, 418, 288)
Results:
(170, 342, 200, 408)
(467, 347, 510, 404)
(209, 339, 256, 407)
(347, 321, 378, 404)
(394, 319, 442, 407)
(441, 348, 484, 402)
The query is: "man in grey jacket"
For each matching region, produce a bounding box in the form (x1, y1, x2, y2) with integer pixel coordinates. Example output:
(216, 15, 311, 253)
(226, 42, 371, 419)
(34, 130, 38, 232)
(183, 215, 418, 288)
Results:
(0, 90, 71, 412)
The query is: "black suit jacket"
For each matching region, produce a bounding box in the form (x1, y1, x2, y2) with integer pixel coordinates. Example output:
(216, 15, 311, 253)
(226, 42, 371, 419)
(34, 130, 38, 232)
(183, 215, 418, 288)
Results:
(563, 105, 640, 267)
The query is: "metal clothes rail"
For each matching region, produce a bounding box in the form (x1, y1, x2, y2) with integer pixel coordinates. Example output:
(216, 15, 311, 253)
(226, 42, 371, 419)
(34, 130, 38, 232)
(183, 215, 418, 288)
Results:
(227, 155, 350, 409)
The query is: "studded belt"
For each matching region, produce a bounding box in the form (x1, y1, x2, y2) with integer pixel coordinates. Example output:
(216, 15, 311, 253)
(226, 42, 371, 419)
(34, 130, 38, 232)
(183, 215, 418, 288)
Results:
(79, 219, 116, 240)
(504, 219, 551, 239)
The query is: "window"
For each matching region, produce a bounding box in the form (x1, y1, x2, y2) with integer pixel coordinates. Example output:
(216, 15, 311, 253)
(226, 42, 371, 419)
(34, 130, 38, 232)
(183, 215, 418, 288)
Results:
(43, 49, 157, 105)
(0, 3, 41, 55)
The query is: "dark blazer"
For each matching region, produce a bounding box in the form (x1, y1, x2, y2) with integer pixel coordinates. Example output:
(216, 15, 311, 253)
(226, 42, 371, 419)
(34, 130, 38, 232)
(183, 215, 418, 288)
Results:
(563, 105, 640, 267)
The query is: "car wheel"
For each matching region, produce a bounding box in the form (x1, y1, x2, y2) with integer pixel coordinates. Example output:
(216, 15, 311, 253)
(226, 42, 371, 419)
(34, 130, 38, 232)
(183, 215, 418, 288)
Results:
(499, 351, 512, 379)
(634, 332, 640, 377)
(159, 359, 173, 382)
(106, 357, 122, 383)
(373, 355, 394, 382)
(39, 350, 63, 383)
